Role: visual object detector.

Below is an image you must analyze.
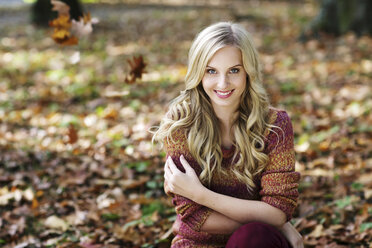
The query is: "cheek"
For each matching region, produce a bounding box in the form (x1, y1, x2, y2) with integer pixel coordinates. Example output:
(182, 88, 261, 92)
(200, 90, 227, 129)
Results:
(238, 75, 247, 90)
(201, 78, 213, 92)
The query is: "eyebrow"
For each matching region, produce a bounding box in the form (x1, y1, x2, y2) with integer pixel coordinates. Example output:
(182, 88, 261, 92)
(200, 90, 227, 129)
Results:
(206, 64, 243, 69)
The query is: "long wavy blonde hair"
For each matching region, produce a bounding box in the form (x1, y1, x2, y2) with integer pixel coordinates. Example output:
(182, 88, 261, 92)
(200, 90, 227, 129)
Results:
(152, 22, 276, 189)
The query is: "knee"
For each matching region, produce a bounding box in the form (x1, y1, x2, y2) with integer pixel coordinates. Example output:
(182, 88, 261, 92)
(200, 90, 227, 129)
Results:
(226, 222, 288, 248)
(235, 221, 273, 239)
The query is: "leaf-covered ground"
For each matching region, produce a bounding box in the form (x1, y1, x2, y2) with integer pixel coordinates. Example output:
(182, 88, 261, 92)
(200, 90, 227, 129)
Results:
(0, 1, 371, 247)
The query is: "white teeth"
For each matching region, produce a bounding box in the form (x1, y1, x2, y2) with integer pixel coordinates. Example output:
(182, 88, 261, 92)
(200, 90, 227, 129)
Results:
(216, 90, 232, 95)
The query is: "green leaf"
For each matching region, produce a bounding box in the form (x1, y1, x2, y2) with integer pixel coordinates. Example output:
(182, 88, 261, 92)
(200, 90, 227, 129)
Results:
(142, 201, 165, 216)
(167, 214, 177, 222)
(334, 173, 340, 181)
(58, 115, 80, 128)
(142, 216, 154, 226)
(146, 180, 158, 189)
(46, 69, 67, 81)
(159, 151, 166, 158)
(368, 207, 372, 215)
(128, 161, 149, 173)
(101, 213, 120, 221)
(331, 212, 341, 225)
(311, 125, 340, 143)
(351, 182, 363, 191)
(335, 196, 356, 209)
(112, 138, 130, 148)
(298, 181, 312, 192)
(69, 235, 78, 242)
(96, 106, 105, 116)
(130, 99, 142, 111)
(141, 244, 154, 248)
(123, 219, 142, 229)
(360, 222, 372, 232)
(280, 81, 297, 93)
(297, 133, 309, 145)
(324, 193, 333, 199)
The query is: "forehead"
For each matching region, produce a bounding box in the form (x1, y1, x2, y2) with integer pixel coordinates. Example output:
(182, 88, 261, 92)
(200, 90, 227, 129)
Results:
(207, 46, 242, 67)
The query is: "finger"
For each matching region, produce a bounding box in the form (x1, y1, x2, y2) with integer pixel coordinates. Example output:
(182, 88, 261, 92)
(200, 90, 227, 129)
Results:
(164, 162, 172, 178)
(163, 178, 169, 191)
(180, 155, 194, 174)
(166, 156, 175, 174)
(164, 169, 168, 181)
(163, 177, 173, 194)
(167, 156, 179, 173)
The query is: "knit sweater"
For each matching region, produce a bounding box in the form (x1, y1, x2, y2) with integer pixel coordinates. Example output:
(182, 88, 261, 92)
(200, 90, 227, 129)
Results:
(163, 108, 300, 248)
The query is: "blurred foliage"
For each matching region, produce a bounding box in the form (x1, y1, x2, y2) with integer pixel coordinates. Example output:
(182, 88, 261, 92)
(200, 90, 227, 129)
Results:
(0, 1, 371, 247)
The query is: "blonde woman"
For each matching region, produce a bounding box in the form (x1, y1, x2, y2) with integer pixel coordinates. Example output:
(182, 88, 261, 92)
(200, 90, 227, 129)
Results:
(152, 22, 303, 247)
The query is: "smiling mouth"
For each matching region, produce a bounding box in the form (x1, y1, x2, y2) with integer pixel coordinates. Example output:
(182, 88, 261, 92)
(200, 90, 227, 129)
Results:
(214, 89, 234, 98)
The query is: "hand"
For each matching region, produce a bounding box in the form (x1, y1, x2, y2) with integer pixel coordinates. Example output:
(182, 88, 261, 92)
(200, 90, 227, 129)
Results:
(278, 222, 303, 248)
(164, 155, 204, 201)
(172, 215, 181, 234)
(163, 177, 172, 196)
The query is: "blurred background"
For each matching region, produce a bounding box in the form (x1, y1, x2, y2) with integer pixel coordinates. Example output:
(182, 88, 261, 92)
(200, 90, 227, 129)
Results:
(0, 0, 371, 247)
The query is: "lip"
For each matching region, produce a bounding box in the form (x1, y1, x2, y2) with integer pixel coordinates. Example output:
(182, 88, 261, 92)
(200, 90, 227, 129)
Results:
(214, 89, 234, 99)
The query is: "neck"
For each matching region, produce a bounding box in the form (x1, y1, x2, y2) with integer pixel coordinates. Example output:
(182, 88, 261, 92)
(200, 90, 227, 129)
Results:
(214, 110, 239, 135)
(212, 104, 239, 131)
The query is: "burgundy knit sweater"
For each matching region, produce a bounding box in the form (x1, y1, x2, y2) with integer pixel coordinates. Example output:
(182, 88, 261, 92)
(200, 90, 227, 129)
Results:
(164, 108, 300, 247)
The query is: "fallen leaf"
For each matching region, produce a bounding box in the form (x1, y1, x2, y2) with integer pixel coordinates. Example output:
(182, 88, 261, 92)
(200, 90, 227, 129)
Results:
(125, 55, 146, 84)
(67, 123, 78, 144)
(308, 224, 324, 238)
(51, 0, 70, 16)
(44, 216, 69, 231)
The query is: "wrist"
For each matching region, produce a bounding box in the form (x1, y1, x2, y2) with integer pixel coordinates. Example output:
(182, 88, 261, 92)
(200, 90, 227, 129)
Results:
(278, 221, 289, 231)
(194, 185, 208, 205)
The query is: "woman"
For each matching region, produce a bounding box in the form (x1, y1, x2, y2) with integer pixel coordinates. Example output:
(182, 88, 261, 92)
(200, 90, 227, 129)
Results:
(152, 22, 303, 247)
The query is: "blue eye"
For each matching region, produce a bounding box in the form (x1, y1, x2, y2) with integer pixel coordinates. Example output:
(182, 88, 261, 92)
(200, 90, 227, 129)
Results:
(206, 69, 216, 74)
(230, 68, 239, 73)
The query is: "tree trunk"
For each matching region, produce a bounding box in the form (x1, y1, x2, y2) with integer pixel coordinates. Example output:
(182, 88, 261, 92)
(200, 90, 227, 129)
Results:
(301, 0, 372, 40)
(31, 0, 84, 27)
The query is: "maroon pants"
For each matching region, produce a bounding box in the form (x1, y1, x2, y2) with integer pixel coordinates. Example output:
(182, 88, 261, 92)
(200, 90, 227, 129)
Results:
(225, 222, 291, 248)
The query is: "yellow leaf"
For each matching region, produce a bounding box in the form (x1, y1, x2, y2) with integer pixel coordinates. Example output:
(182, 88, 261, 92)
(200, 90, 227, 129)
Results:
(308, 224, 324, 238)
(49, 14, 71, 29)
(52, 28, 70, 39)
(45, 215, 69, 231)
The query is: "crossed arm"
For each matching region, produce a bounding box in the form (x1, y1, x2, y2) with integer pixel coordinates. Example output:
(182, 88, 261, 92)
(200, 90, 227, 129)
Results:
(164, 155, 286, 228)
(164, 155, 303, 247)
(163, 111, 303, 246)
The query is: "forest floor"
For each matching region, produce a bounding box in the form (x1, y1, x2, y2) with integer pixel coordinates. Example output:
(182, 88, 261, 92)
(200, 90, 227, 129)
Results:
(0, 1, 371, 247)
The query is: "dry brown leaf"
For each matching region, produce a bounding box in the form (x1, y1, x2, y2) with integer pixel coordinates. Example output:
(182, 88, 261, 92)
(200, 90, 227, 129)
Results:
(67, 123, 78, 144)
(51, 0, 70, 16)
(32, 198, 39, 209)
(125, 55, 146, 84)
(49, 14, 71, 29)
(49, 15, 78, 46)
(49, 1, 96, 45)
(118, 176, 150, 189)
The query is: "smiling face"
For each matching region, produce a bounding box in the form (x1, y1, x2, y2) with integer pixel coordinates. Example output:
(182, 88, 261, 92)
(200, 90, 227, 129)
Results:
(202, 46, 247, 116)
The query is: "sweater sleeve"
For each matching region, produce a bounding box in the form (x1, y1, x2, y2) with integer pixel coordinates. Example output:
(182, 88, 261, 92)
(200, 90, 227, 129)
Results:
(163, 129, 213, 232)
(259, 110, 300, 221)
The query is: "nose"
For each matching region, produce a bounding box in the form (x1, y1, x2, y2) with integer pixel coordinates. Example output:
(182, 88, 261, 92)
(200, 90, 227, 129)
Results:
(217, 74, 229, 89)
